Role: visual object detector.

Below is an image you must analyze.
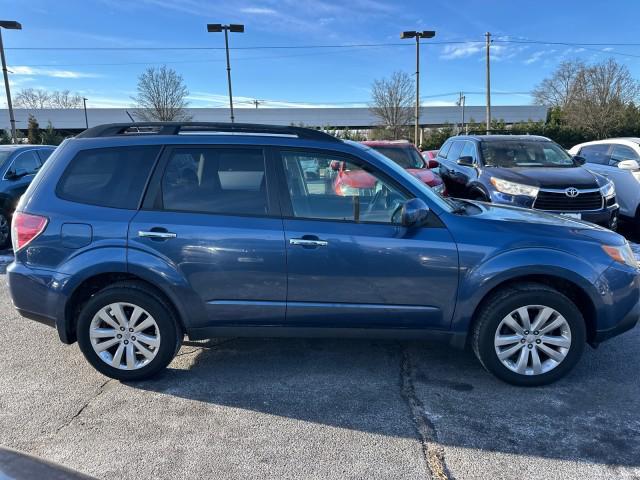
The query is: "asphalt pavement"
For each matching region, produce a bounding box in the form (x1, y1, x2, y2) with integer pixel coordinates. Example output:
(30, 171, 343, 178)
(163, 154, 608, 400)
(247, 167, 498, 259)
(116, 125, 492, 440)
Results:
(0, 247, 639, 479)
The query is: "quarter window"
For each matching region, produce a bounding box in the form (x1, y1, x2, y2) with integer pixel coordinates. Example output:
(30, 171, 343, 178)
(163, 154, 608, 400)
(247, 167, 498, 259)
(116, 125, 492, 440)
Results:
(281, 151, 408, 224)
(56, 146, 160, 209)
(161, 147, 269, 216)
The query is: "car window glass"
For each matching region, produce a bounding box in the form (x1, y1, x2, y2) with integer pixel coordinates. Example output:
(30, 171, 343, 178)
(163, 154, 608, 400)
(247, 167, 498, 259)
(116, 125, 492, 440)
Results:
(578, 144, 611, 165)
(447, 141, 465, 162)
(610, 144, 639, 165)
(37, 149, 53, 162)
(161, 147, 268, 216)
(9, 150, 40, 176)
(438, 142, 452, 159)
(281, 151, 408, 224)
(460, 142, 476, 163)
(481, 141, 574, 168)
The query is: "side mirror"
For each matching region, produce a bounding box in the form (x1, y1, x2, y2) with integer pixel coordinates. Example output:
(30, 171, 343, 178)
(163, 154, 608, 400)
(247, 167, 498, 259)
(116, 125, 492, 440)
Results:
(400, 198, 430, 228)
(618, 159, 640, 170)
(6, 167, 28, 180)
(457, 156, 474, 167)
(426, 159, 439, 169)
(573, 155, 586, 166)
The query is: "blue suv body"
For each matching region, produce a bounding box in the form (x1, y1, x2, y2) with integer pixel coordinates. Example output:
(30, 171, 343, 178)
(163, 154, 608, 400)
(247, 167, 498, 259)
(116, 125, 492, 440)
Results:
(7, 123, 639, 386)
(437, 135, 619, 229)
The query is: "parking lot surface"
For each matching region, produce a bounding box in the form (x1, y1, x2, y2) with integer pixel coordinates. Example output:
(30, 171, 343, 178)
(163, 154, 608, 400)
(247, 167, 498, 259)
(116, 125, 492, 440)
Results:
(0, 251, 639, 480)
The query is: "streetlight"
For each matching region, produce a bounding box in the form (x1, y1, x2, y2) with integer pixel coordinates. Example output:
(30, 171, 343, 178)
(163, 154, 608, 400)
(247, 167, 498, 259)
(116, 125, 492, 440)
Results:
(207, 23, 244, 123)
(401, 29, 435, 147)
(82, 97, 88, 129)
(0, 20, 22, 144)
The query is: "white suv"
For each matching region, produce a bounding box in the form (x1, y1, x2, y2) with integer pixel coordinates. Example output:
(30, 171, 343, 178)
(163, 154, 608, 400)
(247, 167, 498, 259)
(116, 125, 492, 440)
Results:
(569, 138, 640, 223)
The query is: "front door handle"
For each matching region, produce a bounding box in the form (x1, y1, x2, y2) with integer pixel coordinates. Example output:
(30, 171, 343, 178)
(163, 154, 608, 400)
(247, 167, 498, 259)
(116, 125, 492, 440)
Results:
(289, 237, 328, 247)
(138, 230, 177, 239)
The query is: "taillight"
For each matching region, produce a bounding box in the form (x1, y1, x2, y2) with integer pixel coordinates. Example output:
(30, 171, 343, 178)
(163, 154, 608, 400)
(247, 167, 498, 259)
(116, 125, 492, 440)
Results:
(11, 212, 48, 251)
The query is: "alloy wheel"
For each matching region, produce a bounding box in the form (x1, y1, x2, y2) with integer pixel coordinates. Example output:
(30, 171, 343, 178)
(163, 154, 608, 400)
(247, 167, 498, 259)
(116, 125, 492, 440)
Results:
(494, 305, 571, 376)
(89, 302, 161, 370)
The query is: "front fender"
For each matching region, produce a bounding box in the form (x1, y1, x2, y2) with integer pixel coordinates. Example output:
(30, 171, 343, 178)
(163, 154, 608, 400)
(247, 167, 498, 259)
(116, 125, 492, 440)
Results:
(451, 247, 606, 333)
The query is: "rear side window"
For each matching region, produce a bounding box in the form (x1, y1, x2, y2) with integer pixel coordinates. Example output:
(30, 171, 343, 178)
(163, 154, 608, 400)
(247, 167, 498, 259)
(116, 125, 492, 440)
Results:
(57, 146, 160, 209)
(160, 147, 268, 216)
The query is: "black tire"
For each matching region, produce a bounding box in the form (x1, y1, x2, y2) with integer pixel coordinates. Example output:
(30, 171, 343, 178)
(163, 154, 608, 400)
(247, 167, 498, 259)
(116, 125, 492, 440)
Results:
(77, 281, 182, 381)
(471, 189, 489, 202)
(0, 212, 10, 250)
(472, 282, 586, 386)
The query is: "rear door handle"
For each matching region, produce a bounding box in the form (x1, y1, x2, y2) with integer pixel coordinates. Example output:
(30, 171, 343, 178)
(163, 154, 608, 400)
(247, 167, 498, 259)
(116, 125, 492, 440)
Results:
(138, 230, 177, 239)
(289, 237, 328, 247)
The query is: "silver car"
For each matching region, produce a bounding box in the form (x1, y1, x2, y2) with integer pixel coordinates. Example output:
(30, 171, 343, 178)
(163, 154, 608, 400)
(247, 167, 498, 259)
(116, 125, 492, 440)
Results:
(569, 138, 640, 223)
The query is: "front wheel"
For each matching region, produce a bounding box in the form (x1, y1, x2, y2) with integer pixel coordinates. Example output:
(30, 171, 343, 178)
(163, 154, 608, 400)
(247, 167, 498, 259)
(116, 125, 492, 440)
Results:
(472, 283, 586, 386)
(77, 282, 182, 381)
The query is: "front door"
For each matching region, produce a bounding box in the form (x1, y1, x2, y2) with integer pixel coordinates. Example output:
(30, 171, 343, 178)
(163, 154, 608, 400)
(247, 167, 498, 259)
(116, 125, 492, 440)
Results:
(128, 145, 286, 328)
(277, 149, 459, 330)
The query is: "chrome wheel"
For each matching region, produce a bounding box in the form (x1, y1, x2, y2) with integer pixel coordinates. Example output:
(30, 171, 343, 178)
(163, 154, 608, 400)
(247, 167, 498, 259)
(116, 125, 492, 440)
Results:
(494, 305, 571, 376)
(89, 302, 161, 370)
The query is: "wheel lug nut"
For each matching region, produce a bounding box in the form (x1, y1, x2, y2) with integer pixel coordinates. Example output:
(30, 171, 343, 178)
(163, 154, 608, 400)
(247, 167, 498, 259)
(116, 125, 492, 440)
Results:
(528, 344, 533, 349)
(520, 339, 526, 343)
(117, 334, 122, 339)
(131, 336, 136, 341)
(129, 328, 134, 332)
(120, 327, 125, 331)
(524, 330, 529, 335)
(534, 331, 539, 335)
(536, 339, 541, 344)
(124, 340, 129, 345)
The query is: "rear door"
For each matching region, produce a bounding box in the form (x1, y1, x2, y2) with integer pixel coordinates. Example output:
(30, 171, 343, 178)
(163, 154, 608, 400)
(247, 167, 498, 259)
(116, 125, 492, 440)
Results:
(128, 145, 287, 328)
(276, 148, 458, 330)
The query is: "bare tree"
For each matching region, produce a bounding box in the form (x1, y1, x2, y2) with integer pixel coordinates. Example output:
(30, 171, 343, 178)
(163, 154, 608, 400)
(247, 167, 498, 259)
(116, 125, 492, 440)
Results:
(14, 88, 51, 109)
(532, 60, 585, 109)
(369, 71, 414, 139)
(14, 88, 83, 108)
(131, 65, 191, 121)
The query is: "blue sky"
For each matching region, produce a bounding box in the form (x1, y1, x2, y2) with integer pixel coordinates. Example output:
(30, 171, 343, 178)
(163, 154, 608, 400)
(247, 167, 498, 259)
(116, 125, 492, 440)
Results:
(2, 0, 640, 109)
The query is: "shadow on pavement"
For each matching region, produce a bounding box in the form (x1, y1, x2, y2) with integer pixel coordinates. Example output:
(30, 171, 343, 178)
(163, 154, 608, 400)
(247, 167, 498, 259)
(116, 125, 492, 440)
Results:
(132, 331, 640, 469)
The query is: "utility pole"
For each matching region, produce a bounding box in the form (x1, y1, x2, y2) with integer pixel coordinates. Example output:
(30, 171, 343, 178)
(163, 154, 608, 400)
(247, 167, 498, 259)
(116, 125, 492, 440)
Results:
(401, 30, 436, 147)
(457, 92, 466, 134)
(485, 31, 492, 135)
(207, 23, 245, 123)
(252, 99, 263, 109)
(0, 21, 22, 144)
(82, 97, 88, 129)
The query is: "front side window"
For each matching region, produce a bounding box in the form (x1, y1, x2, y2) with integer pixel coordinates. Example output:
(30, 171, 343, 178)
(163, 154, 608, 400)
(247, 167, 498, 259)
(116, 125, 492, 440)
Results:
(438, 141, 452, 159)
(9, 150, 40, 177)
(579, 144, 611, 165)
(447, 141, 465, 162)
(460, 142, 477, 163)
(371, 146, 425, 169)
(281, 151, 408, 224)
(481, 141, 575, 168)
(57, 146, 160, 209)
(610, 144, 639, 165)
(161, 147, 268, 216)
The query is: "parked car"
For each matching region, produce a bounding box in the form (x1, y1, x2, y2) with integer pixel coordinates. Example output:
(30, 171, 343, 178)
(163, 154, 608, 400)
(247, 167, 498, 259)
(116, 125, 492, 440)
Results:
(7, 123, 639, 386)
(422, 149, 439, 163)
(0, 145, 55, 248)
(437, 135, 619, 229)
(360, 140, 445, 195)
(569, 138, 640, 227)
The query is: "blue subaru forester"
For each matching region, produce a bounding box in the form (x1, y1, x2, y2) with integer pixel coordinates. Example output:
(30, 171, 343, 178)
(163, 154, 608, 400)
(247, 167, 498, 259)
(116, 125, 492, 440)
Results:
(7, 123, 640, 386)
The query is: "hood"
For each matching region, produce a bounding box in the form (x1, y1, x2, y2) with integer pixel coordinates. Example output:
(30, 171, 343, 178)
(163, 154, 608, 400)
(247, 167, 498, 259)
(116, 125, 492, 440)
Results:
(406, 168, 439, 186)
(488, 166, 604, 189)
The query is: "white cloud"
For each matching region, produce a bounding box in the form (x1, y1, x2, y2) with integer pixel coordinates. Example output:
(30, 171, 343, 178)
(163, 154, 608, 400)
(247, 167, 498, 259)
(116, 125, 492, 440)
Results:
(9, 66, 100, 79)
(441, 42, 483, 60)
(524, 51, 545, 65)
(240, 7, 277, 14)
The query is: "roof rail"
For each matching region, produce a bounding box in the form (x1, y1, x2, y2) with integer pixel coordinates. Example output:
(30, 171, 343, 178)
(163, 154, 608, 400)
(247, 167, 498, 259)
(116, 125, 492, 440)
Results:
(75, 122, 342, 142)
(457, 130, 538, 136)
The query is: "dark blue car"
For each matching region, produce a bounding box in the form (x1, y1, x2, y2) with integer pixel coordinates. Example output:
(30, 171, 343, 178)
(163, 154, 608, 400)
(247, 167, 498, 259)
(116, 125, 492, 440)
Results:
(437, 135, 619, 229)
(7, 123, 639, 386)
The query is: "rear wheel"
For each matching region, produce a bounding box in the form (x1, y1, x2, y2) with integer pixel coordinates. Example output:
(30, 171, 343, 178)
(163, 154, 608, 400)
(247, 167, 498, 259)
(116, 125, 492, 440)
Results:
(77, 282, 182, 381)
(472, 283, 586, 386)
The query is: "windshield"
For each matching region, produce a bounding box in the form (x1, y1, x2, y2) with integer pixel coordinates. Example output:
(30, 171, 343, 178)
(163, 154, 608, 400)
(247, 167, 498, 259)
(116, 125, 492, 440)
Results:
(481, 141, 575, 168)
(371, 146, 425, 169)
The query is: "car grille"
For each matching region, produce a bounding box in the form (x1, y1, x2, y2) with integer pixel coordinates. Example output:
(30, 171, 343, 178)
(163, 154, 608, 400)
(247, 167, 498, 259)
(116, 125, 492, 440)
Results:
(533, 189, 603, 212)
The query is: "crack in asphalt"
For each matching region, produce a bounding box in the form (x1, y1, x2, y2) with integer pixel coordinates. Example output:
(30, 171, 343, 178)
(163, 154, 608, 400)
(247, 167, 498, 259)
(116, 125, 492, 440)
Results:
(55, 378, 113, 433)
(400, 346, 451, 480)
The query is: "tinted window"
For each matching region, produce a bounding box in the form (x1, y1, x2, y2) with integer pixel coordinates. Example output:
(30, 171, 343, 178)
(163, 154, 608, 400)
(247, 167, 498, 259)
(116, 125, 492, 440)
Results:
(460, 142, 477, 163)
(579, 144, 611, 165)
(481, 141, 574, 168)
(37, 149, 53, 162)
(447, 141, 465, 162)
(57, 146, 160, 209)
(610, 144, 639, 165)
(371, 146, 424, 169)
(9, 150, 40, 176)
(281, 151, 408, 224)
(161, 147, 268, 216)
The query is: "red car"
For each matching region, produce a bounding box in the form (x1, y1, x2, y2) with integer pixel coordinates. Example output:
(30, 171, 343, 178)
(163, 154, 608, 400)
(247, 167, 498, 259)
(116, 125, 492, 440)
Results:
(336, 140, 445, 195)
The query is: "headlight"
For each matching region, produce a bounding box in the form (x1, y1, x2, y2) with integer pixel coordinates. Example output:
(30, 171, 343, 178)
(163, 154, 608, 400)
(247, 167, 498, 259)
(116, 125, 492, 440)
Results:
(602, 243, 638, 268)
(601, 181, 615, 198)
(490, 177, 539, 197)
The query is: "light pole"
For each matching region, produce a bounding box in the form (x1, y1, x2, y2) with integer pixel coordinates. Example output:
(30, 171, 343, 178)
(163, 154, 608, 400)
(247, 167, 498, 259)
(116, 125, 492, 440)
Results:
(0, 20, 21, 144)
(485, 32, 492, 134)
(401, 29, 435, 147)
(82, 97, 88, 129)
(207, 23, 244, 123)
